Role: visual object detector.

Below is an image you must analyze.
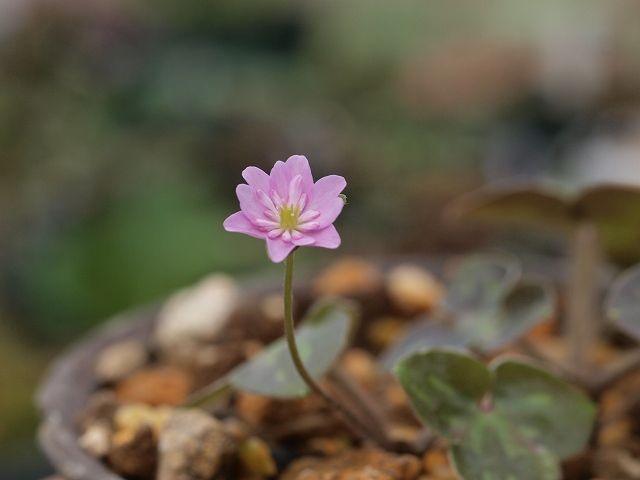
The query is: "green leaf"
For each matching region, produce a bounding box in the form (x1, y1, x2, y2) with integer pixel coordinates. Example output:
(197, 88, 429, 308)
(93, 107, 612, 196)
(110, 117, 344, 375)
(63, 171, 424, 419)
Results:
(450, 412, 561, 480)
(379, 322, 470, 371)
(606, 263, 640, 342)
(229, 298, 358, 398)
(459, 277, 555, 352)
(448, 185, 572, 233)
(444, 254, 522, 313)
(394, 349, 595, 480)
(492, 360, 596, 460)
(394, 349, 491, 439)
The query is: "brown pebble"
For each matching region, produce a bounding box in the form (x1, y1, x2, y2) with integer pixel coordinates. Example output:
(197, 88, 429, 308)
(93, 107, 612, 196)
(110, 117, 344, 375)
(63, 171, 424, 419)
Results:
(238, 437, 277, 477)
(387, 265, 443, 314)
(108, 425, 157, 479)
(79, 421, 111, 458)
(385, 383, 411, 410)
(154, 274, 239, 354)
(157, 409, 231, 480)
(599, 419, 631, 448)
(388, 424, 421, 445)
(235, 393, 274, 427)
(422, 448, 453, 476)
(313, 257, 383, 296)
(368, 317, 409, 350)
(281, 447, 422, 480)
(221, 418, 251, 443)
(114, 403, 173, 437)
(306, 436, 352, 456)
(95, 339, 147, 383)
(79, 390, 120, 431)
(340, 349, 379, 389)
(115, 366, 193, 406)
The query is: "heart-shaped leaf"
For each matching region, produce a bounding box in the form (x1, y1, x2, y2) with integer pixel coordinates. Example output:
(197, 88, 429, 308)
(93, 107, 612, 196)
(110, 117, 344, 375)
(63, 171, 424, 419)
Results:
(450, 412, 560, 480)
(394, 349, 491, 439)
(606, 263, 640, 342)
(492, 360, 597, 459)
(459, 277, 555, 352)
(395, 349, 595, 480)
(444, 254, 522, 313)
(379, 321, 470, 370)
(229, 298, 358, 398)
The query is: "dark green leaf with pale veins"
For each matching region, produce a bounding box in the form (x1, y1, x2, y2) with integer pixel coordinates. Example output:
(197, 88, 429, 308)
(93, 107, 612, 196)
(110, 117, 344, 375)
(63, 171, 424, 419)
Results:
(394, 349, 491, 439)
(492, 359, 597, 460)
(451, 412, 560, 480)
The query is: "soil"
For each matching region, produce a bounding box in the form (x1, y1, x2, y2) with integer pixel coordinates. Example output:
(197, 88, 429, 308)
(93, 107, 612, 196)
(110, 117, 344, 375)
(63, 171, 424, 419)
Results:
(38, 257, 640, 480)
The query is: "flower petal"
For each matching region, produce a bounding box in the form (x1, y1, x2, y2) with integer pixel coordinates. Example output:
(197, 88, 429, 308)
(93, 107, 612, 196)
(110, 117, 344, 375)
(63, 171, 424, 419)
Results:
(310, 225, 341, 249)
(270, 155, 314, 200)
(236, 184, 264, 221)
(312, 175, 347, 205)
(269, 161, 289, 199)
(292, 233, 315, 246)
(285, 155, 314, 194)
(310, 175, 347, 227)
(266, 237, 296, 263)
(315, 197, 344, 228)
(223, 212, 265, 239)
(242, 166, 270, 192)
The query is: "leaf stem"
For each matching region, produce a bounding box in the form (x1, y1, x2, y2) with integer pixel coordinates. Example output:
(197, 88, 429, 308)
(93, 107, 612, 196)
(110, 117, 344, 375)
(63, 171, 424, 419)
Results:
(567, 222, 600, 371)
(283, 252, 391, 448)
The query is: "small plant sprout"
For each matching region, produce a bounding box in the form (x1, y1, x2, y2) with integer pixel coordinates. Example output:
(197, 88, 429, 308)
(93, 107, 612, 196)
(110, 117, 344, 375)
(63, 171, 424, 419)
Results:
(395, 349, 596, 480)
(449, 183, 640, 387)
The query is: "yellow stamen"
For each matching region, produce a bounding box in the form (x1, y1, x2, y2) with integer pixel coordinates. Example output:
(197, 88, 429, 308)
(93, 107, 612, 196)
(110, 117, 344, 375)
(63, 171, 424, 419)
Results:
(279, 205, 301, 231)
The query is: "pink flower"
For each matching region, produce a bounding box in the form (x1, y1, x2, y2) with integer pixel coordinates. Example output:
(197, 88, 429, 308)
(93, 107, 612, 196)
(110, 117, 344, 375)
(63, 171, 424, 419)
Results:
(224, 155, 347, 263)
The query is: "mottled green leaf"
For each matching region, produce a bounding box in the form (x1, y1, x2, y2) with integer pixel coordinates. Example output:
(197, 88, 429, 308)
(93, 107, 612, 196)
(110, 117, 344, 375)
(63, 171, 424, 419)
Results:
(459, 277, 555, 352)
(395, 349, 595, 480)
(394, 349, 491, 439)
(444, 254, 522, 313)
(492, 360, 596, 460)
(229, 299, 358, 398)
(379, 321, 470, 370)
(606, 263, 640, 342)
(451, 412, 560, 480)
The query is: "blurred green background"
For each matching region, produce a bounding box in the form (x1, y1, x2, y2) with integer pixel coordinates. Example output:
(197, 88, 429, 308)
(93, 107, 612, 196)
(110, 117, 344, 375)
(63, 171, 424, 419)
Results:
(3, 0, 640, 477)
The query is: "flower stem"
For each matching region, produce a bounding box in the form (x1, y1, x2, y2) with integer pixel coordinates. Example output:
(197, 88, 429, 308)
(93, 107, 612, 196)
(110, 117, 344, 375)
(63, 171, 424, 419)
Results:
(283, 252, 390, 448)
